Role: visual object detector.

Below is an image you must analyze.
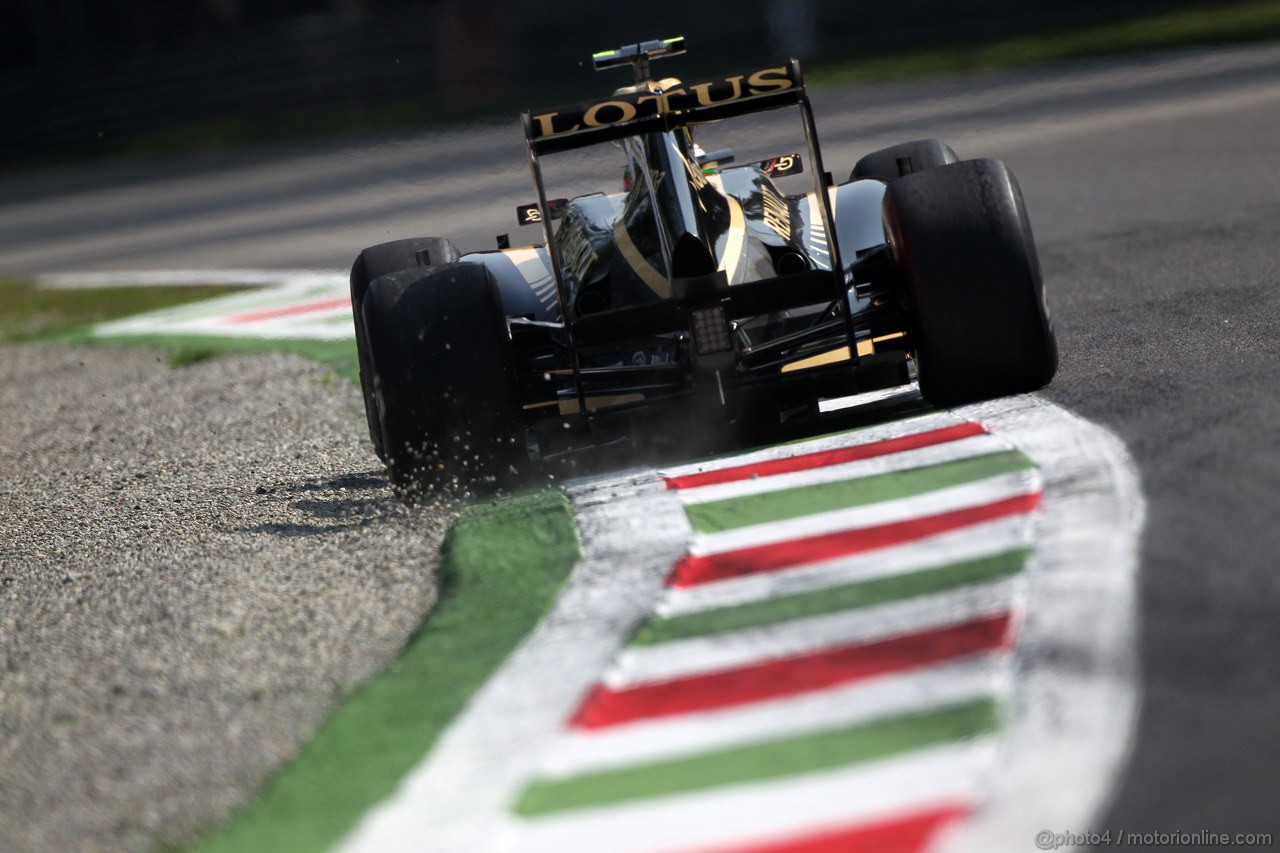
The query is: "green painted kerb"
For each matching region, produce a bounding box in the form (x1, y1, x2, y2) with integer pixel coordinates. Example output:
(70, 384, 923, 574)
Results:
(685, 450, 1035, 534)
(191, 489, 581, 853)
(515, 699, 1000, 817)
(632, 549, 1030, 646)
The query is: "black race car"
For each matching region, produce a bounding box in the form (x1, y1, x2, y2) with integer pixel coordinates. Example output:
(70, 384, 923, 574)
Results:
(351, 38, 1056, 495)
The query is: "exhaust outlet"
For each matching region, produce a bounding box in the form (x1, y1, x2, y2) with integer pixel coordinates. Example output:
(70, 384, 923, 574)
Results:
(774, 249, 809, 276)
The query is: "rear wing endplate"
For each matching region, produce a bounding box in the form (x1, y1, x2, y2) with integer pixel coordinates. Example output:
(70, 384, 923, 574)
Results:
(523, 60, 805, 155)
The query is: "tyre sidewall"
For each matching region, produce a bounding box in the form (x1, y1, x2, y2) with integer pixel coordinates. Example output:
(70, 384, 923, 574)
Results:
(363, 263, 523, 495)
(350, 237, 461, 458)
(884, 159, 1056, 406)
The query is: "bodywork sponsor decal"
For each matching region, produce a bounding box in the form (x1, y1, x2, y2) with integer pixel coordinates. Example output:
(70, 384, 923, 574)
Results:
(528, 66, 798, 142)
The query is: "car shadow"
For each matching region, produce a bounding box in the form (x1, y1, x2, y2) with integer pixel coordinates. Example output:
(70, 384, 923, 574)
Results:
(237, 467, 452, 537)
(543, 385, 933, 483)
(243, 386, 934, 520)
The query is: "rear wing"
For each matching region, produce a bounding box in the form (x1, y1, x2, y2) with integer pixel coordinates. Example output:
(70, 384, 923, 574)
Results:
(520, 53, 854, 414)
(523, 60, 805, 155)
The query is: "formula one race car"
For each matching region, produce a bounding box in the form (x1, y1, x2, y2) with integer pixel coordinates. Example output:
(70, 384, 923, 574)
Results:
(351, 38, 1056, 495)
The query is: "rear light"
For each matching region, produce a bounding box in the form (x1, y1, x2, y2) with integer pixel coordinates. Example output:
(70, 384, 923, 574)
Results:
(691, 305, 731, 354)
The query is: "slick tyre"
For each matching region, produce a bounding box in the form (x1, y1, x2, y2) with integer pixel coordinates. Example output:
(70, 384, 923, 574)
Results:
(850, 138, 958, 183)
(883, 158, 1057, 407)
(362, 263, 525, 497)
(350, 237, 460, 461)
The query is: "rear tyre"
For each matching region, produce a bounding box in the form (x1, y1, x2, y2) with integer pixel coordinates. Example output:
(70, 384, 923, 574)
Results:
(362, 263, 525, 497)
(350, 237, 460, 461)
(850, 138, 958, 182)
(883, 158, 1057, 407)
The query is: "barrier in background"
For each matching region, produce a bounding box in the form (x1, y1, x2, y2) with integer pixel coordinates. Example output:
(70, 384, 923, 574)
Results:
(0, 0, 1208, 161)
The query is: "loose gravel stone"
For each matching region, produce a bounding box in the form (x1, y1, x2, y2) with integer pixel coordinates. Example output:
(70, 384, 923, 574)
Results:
(0, 345, 456, 852)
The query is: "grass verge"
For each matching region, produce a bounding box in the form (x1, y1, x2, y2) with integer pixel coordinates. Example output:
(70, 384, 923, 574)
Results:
(0, 277, 361, 383)
(808, 0, 1280, 85)
(58, 331, 361, 385)
(0, 278, 246, 344)
(189, 488, 580, 853)
(2, 275, 366, 381)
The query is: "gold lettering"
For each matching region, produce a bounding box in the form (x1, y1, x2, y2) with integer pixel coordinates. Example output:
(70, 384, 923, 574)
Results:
(760, 183, 792, 241)
(681, 151, 709, 190)
(532, 111, 578, 137)
(689, 75, 744, 107)
(583, 100, 638, 127)
(746, 66, 793, 95)
(635, 92, 670, 116)
(555, 210, 599, 283)
(659, 84, 688, 109)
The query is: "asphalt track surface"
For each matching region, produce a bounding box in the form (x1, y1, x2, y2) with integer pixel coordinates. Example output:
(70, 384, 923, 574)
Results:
(3, 41, 1279, 843)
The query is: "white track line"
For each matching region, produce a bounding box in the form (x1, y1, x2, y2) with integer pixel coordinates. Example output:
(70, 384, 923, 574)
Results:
(817, 42, 1280, 143)
(818, 382, 922, 412)
(955, 75, 1280, 156)
(606, 577, 1016, 690)
(689, 469, 1039, 556)
(504, 739, 1000, 853)
(543, 652, 1010, 779)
